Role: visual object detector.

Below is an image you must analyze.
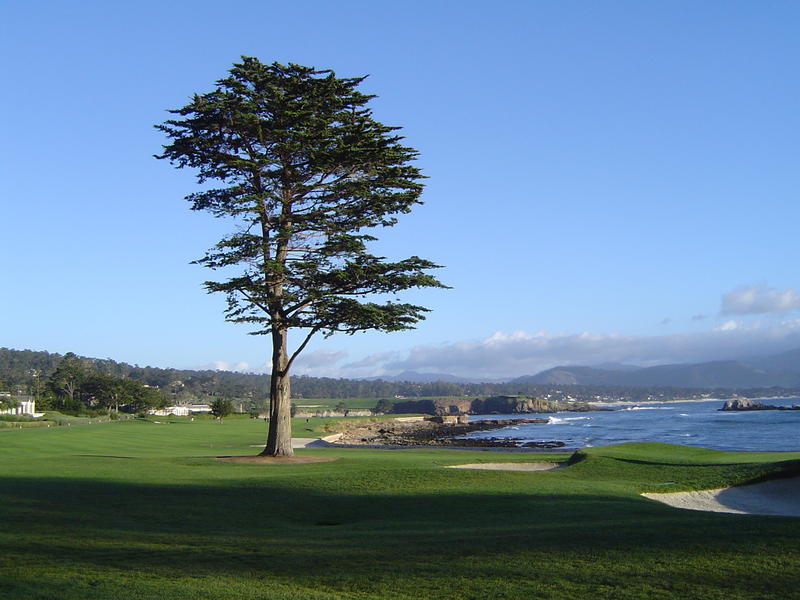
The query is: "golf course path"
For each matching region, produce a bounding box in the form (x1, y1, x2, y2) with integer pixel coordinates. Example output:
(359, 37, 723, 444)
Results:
(643, 476, 800, 516)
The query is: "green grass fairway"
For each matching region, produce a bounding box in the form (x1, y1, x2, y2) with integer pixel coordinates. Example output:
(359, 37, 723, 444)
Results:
(1, 419, 799, 599)
(295, 397, 386, 410)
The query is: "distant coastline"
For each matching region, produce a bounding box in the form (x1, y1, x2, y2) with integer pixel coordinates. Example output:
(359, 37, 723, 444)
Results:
(590, 396, 800, 408)
(467, 397, 800, 452)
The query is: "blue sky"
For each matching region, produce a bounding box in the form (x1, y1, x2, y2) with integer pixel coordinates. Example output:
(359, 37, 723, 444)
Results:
(2, 1, 799, 379)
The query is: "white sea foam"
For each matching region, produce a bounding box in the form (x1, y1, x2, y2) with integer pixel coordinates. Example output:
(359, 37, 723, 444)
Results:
(549, 416, 591, 424)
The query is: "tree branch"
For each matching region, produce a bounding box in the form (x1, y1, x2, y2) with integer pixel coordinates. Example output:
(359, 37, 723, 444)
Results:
(236, 288, 270, 314)
(284, 326, 321, 374)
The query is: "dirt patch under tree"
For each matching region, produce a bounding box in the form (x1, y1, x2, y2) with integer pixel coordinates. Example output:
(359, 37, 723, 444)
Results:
(216, 455, 338, 464)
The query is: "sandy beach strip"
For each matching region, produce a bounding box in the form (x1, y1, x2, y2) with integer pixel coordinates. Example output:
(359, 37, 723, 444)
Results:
(642, 476, 800, 517)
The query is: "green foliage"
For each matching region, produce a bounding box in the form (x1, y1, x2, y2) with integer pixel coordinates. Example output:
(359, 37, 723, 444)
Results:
(0, 394, 15, 411)
(47, 352, 86, 402)
(37, 353, 167, 415)
(0, 421, 48, 429)
(210, 398, 234, 422)
(121, 382, 166, 414)
(34, 390, 55, 410)
(156, 58, 445, 342)
(0, 415, 34, 424)
(372, 398, 393, 414)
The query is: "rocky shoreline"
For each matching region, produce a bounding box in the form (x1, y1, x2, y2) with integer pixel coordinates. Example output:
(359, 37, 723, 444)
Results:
(720, 398, 800, 411)
(390, 395, 608, 416)
(329, 416, 566, 448)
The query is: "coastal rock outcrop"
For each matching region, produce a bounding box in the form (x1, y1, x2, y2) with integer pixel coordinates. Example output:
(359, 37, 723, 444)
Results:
(391, 395, 604, 416)
(720, 398, 800, 411)
(328, 416, 554, 447)
(294, 409, 373, 418)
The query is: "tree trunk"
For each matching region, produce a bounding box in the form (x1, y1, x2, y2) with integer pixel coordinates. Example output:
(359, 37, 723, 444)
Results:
(262, 328, 293, 456)
(66, 382, 76, 404)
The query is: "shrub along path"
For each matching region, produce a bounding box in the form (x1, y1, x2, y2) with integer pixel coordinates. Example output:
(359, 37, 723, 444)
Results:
(1, 417, 799, 599)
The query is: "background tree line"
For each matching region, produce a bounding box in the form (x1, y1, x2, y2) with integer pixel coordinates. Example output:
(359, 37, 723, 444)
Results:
(1, 350, 166, 415)
(2, 348, 795, 407)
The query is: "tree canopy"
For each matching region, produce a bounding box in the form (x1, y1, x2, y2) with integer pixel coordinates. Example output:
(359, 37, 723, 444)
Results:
(43, 352, 166, 415)
(156, 58, 446, 456)
(210, 398, 234, 422)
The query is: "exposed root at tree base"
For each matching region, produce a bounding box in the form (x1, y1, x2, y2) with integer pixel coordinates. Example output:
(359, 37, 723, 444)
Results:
(216, 455, 338, 464)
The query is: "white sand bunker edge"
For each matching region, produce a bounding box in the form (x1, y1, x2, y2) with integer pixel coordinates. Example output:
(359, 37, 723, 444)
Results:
(446, 462, 562, 472)
(643, 476, 800, 517)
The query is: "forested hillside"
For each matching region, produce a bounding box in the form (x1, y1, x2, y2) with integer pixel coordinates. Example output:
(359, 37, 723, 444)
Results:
(2, 347, 797, 404)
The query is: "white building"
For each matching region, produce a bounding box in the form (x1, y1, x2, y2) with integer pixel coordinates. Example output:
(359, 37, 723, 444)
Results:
(0, 394, 45, 418)
(150, 406, 189, 416)
(148, 404, 213, 416)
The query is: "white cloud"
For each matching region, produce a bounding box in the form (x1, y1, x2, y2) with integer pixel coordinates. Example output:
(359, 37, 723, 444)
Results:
(342, 351, 399, 369)
(204, 317, 800, 381)
(721, 284, 800, 315)
(199, 360, 256, 372)
(715, 320, 741, 332)
(293, 349, 348, 370)
(372, 320, 800, 380)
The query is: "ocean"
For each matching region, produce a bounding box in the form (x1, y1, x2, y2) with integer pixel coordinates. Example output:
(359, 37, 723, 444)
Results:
(466, 397, 800, 452)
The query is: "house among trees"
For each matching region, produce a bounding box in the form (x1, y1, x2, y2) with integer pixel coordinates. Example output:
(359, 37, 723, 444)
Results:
(0, 393, 45, 418)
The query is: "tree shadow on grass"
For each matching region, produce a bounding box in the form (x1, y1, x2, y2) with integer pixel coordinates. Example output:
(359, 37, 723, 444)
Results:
(1, 474, 800, 599)
(602, 456, 800, 472)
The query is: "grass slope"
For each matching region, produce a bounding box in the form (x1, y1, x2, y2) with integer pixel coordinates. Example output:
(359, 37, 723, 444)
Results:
(1, 419, 799, 599)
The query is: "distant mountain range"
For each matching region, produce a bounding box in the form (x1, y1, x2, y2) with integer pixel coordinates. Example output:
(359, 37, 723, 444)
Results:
(4, 346, 800, 391)
(372, 349, 800, 389)
(511, 348, 800, 389)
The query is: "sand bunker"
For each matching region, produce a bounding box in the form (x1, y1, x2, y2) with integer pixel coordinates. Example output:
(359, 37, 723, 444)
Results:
(446, 462, 562, 472)
(643, 476, 800, 517)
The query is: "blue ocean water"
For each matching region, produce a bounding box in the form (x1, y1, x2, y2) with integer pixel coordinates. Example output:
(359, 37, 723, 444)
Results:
(466, 398, 800, 452)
